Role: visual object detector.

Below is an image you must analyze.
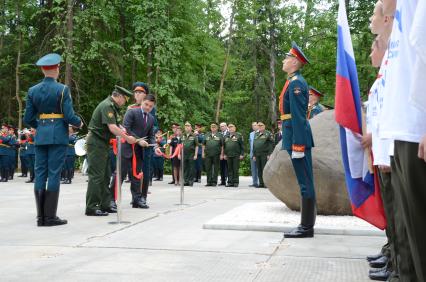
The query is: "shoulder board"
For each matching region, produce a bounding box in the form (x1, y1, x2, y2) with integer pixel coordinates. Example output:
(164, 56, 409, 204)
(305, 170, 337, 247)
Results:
(290, 75, 298, 81)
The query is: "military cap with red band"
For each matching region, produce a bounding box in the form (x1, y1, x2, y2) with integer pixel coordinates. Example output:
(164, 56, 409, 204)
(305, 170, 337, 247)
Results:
(309, 86, 324, 97)
(286, 41, 309, 65)
(36, 53, 62, 70)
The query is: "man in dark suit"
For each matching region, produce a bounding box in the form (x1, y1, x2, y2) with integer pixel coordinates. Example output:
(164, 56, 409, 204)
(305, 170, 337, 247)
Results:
(112, 94, 156, 209)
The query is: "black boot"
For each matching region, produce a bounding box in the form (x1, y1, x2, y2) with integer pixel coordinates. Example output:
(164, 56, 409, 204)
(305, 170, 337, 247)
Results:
(61, 170, 68, 184)
(0, 168, 5, 182)
(9, 169, 13, 180)
(284, 198, 316, 238)
(26, 171, 35, 183)
(67, 169, 73, 184)
(34, 189, 45, 226)
(43, 190, 67, 226)
(3, 169, 9, 182)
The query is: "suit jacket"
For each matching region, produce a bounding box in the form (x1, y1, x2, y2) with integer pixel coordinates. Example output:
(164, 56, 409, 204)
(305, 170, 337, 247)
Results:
(122, 108, 155, 159)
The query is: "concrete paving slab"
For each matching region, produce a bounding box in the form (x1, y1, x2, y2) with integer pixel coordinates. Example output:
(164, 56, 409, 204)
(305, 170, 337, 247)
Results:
(0, 174, 382, 281)
(203, 202, 385, 236)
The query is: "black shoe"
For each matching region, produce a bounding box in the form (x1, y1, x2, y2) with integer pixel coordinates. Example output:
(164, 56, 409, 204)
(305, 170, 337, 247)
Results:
(249, 184, 258, 187)
(44, 216, 68, 226)
(225, 184, 233, 187)
(234, 184, 239, 187)
(168, 181, 175, 184)
(159, 177, 163, 181)
(218, 182, 226, 186)
(18, 174, 26, 177)
(205, 184, 213, 187)
(284, 225, 314, 238)
(85, 209, 109, 216)
(125, 179, 131, 183)
(110, 200, 117, 210)
(367, 253, 384, 262)
(25, 179, 34, 183)
(154, 178, 161, 181)
(183, 182, 189, 186)
(132, 201, 149, 209)
(102, 207, 117, 213)
(369, 268, 391, 281)
(369, 265, 387, 274)
(369, 255, 388, 268)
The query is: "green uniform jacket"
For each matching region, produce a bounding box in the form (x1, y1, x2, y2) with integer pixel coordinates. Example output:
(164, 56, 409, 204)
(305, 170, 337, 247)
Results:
(253, 130, 274, 156)
(281, 71, 314, 152)
(203, 132, 223, 157)
(182, 132, 198, 159)
(224, 132, 244, 158)
(87, 96, 120, 144)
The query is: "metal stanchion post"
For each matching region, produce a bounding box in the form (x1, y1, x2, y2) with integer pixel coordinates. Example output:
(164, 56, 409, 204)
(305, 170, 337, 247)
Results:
(180, 144, 184, 205)
(109, 136, 130, 224)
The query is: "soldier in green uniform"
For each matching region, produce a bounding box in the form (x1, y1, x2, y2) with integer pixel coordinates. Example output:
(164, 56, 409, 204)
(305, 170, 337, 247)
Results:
(274, 120, 282, 146)
(307, 87, 324, 120)
(181, 122, 198, 186)
(253, 122, 274, 188)
(202, 123, 224, 187)
(223, 124, 244, 187)
(85, 85, 137, 216)
(24, 53, 82, 226)
(279, 42, 316, 238)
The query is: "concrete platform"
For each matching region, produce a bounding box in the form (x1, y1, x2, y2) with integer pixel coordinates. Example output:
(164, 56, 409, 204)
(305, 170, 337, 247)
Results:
(203, 202, 385, 236)
(0, 174, 384, 281)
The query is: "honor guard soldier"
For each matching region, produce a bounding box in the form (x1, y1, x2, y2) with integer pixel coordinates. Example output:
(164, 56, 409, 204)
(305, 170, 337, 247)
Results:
(202, 123, 224, 186)
(181, 122, 198, 186)
(85, 85, 137, 216)
(6, 126, 18, 180)
(223, 124, 244, 187)
(18, 131, 29, 178)
(25, 129, 36, 183)
(62, 126, 77, 184)
(307, 87, 324, 119)
(253, 122, 274, 188)
(0, 124, 11, 182)
(23, 53, 82, 226)
(194, 124, 204, 183)
(279, 42, 316, 238)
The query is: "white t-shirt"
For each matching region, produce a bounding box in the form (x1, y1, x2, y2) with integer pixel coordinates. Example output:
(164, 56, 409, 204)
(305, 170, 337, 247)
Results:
(379, 0, 426, 144)
(367, 57, 392, 166)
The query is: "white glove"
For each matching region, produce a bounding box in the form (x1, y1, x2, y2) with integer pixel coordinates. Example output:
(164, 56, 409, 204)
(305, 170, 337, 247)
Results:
(291, 151, 305, 159)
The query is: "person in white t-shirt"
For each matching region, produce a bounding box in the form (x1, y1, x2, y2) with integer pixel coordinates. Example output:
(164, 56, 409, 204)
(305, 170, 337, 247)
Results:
(379, 0, 426, 281)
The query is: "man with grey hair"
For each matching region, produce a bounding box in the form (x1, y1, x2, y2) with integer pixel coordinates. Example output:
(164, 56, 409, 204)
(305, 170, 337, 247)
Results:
(219, 122, 228, 186)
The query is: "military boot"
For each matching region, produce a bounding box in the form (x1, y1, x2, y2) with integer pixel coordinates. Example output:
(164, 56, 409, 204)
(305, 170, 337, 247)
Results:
(284, 198, 316, 238)
(43, 190, 67, 226)
(26, 171, 35, 183)
(34, 189, 45, 226)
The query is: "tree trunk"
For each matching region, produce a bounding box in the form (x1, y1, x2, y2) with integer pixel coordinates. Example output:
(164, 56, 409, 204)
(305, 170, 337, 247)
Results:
(119, 2, 126, 84)
(147, 45, 153, 84)
(215, 2, 235, 123)
(65, 0, 73, 91)
(268, 0, 277, 125)
(15, 1, 23, 130)
(302, 0, 314, 47)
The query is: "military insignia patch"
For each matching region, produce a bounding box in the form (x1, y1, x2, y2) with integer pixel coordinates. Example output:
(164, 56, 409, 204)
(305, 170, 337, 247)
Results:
(294, 87, 301, 95)
(108, 112, 114, 118)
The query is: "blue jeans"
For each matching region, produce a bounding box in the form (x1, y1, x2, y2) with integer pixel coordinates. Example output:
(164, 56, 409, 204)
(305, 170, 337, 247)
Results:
(250, 157, 258, 185)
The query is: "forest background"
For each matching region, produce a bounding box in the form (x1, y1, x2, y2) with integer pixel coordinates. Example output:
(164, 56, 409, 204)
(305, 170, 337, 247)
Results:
(0, 0, 376, 174)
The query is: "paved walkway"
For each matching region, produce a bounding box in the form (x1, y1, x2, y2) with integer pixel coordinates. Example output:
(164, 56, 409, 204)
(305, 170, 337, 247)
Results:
(0, 174, 384, 281)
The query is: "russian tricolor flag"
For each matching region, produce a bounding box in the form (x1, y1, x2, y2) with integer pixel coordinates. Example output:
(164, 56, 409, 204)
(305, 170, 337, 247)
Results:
(335, 0, 386, 230)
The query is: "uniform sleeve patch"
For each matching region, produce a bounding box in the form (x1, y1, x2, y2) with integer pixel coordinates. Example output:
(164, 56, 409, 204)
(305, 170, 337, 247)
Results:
(108, 112, 114, 118)
(294, 87, 301, 95)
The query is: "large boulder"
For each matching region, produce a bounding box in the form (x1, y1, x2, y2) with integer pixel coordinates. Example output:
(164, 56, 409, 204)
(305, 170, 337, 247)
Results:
(264, 110, 352, 215)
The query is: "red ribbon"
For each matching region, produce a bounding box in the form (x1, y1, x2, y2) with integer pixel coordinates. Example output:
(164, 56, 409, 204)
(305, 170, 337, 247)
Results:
(156, 143, 182, 159)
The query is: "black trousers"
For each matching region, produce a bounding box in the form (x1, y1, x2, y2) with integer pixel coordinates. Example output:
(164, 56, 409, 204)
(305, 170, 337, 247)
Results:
(392, 141, 426, 282)
(220, 159, 228, 184)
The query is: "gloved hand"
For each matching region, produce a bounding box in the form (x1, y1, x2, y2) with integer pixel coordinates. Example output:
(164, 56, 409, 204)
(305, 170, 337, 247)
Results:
(291, 151, 305, 159)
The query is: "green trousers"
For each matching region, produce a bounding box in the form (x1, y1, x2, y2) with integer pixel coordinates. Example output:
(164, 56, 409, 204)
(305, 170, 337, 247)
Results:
(255, 154, 268, 187)
(183, 157, 194, 185)
(205, 155, 220, 185)
(393, 141, 426, 282)
(226, 156, 240, 185)
(86, 137, 111, 212)
(378, 171, 395, 271)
